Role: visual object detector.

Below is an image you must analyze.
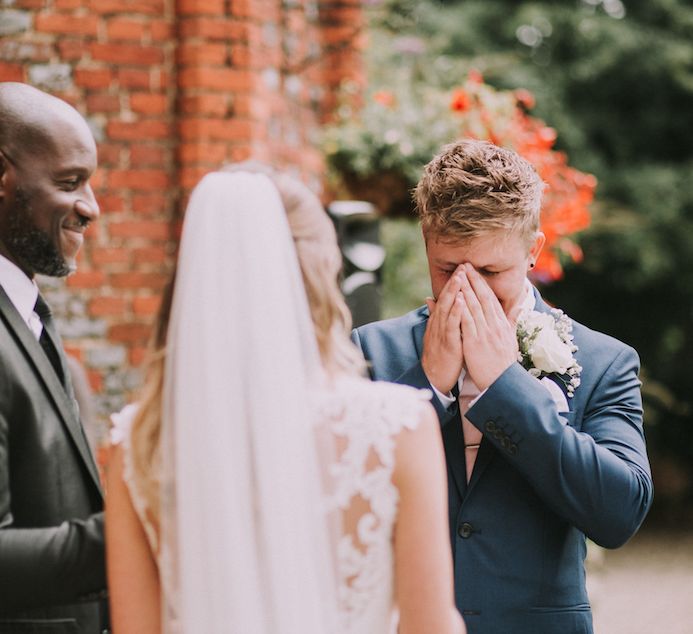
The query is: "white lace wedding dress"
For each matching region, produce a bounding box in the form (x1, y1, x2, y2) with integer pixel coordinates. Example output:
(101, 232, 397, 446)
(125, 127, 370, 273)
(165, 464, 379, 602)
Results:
(111, 376, 431, 633)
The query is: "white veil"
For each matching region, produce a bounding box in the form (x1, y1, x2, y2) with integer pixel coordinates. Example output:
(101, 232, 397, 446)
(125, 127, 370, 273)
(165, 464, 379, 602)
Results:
(159, 171, 338, 633)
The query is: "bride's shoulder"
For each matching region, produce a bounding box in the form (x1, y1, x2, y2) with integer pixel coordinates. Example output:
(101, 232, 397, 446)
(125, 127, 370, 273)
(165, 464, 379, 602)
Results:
(327, 376, 433, 432)
(109, 402, 140, 446)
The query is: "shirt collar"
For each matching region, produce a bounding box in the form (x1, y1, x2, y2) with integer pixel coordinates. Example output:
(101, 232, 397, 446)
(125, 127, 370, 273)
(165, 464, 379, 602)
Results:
(0, 253, 39, 326)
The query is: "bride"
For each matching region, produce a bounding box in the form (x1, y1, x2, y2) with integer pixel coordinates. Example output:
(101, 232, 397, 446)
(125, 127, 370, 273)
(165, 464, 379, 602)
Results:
(105, 166, 465, 634)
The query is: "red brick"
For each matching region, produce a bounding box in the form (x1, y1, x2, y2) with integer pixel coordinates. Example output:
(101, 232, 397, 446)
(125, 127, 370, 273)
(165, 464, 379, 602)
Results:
(109, 220, 171, 240)
(86, 93, 121, 113)
(132, 194, 168, 214)
(176, 43, 227, 66)
(57, 39, 86, 60)
(91, 247, 130, 265)
(95, 193, 125, 213)
(129, 346, 148, 366)
(91, 43, 164, 66)
(0, 63, 24, 82)
(96, 143, 122, 166)
(74, 68, 114, 89)
(178, 17, 244, 40)
(87, 369, 103, 393)
(106, 18, 146, 41)
(108, 169, 170, 191)
(179, 94, 230, 117)
(177, 0, 225, 15)
(130, 93, 168, 115)
(14, 0, 44, 7)
(117, 69, 151, 89)
(89, 296, 128, 316)
(180, 118, 254, 142)
(178, 142, 227, 164)
(130, 145, 167, 167)
(179, 166, 211, 189)
(107, 120, 171, 141)
(64, 346, 83, 362)
(178, 67, 254, 91)
(132, 295, 161, 316)
(55, 0, 83, 8)
(133, 246, 170, 264)
(150, 20, 173, 41)
(35, 13, 98, 36)
(66, 270, 107, 288)
(109, 323, 152, 344)
(91, 0, 164, 15)
(110, 272, 169, 290)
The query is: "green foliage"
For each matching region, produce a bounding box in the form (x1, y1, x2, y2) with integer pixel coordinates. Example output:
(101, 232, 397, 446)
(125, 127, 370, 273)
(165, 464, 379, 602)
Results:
(366, 0, 693, 514)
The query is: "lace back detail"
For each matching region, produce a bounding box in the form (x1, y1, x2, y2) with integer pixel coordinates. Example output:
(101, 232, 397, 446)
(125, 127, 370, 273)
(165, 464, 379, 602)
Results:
(320, 379, 431, 631)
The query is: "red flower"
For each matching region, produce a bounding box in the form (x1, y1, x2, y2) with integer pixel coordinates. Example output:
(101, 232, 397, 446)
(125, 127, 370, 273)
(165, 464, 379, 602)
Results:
(450, 89, 471, 112)
(467, 69, 484, 84)
(373, 90, 396, 108)
(515, 88, 536, 111)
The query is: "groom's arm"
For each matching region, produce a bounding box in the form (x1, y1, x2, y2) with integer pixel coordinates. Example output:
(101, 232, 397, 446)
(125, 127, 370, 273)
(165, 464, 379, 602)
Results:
(466, 348, 652, 549)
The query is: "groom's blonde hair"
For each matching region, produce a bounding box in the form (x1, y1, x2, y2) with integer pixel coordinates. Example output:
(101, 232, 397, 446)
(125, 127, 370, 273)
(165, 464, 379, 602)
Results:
(415, 139, 544, 246)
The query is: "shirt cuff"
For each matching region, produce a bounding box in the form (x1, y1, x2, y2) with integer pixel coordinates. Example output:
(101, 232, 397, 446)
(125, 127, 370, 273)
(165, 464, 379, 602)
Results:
(431, 384, 456, 409)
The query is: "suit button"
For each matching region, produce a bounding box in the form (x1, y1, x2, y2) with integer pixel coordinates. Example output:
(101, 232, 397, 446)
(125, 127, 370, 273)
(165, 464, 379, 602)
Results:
(458, 522, 474, 539)
(484, 420, 496, 432)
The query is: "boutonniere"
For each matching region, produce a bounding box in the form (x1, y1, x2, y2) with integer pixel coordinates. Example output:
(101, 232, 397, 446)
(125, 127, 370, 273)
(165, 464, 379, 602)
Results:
(516, 309, 582, 397)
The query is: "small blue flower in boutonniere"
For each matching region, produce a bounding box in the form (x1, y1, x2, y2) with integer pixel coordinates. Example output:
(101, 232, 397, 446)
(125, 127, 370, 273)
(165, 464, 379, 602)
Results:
(516, 309, 582, 397)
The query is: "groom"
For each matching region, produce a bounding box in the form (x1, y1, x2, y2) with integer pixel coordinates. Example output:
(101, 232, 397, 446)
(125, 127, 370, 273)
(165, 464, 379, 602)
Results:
(352, 140, 653, 634)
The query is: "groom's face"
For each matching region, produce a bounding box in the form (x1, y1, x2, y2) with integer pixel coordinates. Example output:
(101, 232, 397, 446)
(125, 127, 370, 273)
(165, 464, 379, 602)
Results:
(425, 230, 543, 315)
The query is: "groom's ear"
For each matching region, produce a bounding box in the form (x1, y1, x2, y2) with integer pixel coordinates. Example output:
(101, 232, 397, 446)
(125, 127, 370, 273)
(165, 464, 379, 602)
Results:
(529, 231, 546, 260)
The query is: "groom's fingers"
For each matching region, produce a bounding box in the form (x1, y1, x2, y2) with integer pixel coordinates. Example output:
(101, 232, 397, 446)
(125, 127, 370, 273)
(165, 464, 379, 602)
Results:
(465, 264, 504, 326)
(435, 267, 464, 321)
(459, 265, 488, 332)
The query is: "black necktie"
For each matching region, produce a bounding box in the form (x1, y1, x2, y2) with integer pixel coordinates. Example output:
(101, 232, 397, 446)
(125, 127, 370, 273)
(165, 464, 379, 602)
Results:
(34, 294, 65, 384)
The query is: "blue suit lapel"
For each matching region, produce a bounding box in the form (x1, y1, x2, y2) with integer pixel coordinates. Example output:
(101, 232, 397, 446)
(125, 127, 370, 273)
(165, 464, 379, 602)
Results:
(0, 286, 102, 495)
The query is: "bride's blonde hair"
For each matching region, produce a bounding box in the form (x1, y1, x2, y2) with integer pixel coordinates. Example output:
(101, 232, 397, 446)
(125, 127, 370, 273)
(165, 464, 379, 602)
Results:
(128, 166, 365, 536)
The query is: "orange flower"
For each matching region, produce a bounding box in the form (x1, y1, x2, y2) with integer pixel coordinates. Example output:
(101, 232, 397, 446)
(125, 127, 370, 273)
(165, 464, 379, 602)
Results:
(514, 88, 536, 111)
(468, 69, 484, 84)
(450, 88, 471, 112)
(373, 90, 396, 108)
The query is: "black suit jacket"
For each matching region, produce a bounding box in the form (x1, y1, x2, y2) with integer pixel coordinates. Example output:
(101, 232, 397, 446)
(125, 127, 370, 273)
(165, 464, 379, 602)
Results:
(0, 285, 107, 633)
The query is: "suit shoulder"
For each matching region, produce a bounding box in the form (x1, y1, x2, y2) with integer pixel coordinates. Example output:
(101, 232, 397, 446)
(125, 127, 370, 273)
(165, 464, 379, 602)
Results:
(354, 306, 427, 340)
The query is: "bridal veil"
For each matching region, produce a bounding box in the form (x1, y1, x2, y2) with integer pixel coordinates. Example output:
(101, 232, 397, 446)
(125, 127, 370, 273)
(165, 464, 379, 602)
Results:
(159, 171, 338, 633)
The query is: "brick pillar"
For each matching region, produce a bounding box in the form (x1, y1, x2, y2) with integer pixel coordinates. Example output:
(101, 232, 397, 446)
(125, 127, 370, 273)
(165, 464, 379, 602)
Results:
(0, 0, 365, 434)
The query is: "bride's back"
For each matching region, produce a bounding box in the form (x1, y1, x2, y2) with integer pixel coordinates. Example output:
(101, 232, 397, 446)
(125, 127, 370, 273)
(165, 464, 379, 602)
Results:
(318, 375, 463, 634)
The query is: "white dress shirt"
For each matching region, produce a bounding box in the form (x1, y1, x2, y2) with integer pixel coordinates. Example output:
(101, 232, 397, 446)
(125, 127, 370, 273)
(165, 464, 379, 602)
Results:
(0, 254, 42, 340)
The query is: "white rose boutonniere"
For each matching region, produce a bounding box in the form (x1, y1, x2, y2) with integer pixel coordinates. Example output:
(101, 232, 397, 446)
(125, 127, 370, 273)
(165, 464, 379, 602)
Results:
(516, 309, 582, 397)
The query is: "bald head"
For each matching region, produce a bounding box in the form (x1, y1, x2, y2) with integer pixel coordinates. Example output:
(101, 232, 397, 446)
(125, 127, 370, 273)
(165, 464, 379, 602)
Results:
(0, 82, 94, 163)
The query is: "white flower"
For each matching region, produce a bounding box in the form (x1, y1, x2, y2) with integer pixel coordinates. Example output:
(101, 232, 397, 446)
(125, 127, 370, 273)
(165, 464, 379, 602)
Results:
(531, 326, 575, 374)
(516, 308, 581, 398)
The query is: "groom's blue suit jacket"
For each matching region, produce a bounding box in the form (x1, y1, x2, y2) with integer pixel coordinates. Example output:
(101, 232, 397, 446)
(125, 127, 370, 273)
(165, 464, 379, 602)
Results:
(352, 288, 652, 634)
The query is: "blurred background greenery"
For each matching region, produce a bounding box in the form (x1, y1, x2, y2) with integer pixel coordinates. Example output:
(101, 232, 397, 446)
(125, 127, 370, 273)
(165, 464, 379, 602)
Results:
(333, 0, 693, 525)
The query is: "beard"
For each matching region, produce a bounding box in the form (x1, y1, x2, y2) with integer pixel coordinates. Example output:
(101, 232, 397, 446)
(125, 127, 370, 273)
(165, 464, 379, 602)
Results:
(6, 187, 73, 277)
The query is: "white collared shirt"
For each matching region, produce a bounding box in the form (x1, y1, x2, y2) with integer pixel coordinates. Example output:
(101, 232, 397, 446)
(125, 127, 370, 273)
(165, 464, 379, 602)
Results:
(432, 278, 536, 408)
(0, 254, 42, 340)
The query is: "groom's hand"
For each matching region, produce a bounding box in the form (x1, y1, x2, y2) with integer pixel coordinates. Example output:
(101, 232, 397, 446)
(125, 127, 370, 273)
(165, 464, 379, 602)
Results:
(458, 263, 520, 391)
(422, 266, 465, 394)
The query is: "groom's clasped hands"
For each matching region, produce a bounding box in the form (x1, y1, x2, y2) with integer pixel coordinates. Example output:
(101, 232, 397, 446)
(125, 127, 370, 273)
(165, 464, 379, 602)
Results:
(423, 263, 521, 393)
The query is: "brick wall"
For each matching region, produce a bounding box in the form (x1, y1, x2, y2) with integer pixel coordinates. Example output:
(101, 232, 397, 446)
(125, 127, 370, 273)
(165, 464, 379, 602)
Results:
(0, 0, 364, 436)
